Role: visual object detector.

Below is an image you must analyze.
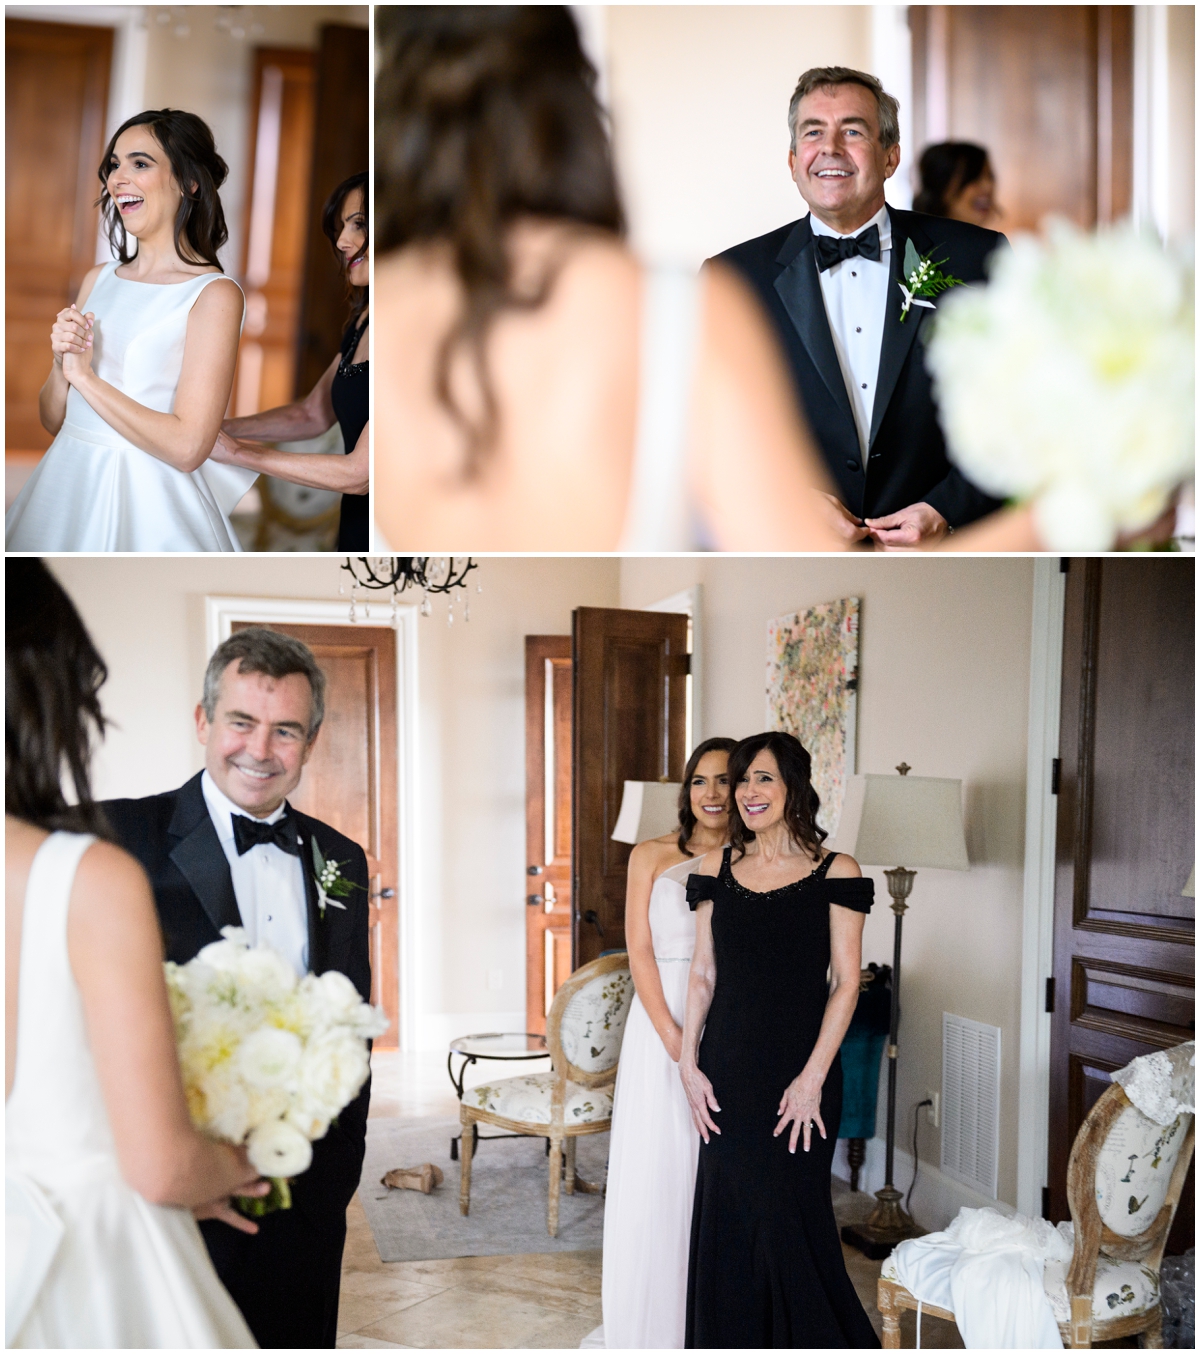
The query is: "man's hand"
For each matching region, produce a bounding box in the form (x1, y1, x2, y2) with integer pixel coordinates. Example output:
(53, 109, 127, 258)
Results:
(864, 502, 949, 549)
(814, 491, 870, 544)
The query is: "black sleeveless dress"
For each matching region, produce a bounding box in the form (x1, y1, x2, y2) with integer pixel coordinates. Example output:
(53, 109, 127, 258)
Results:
(331, 315, 368, 551)
(684, 847, 879, 1349)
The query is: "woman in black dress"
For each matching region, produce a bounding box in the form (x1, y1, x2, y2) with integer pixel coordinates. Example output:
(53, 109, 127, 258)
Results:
(680, 731, 879, 1349)
(211, 172, 369, 549)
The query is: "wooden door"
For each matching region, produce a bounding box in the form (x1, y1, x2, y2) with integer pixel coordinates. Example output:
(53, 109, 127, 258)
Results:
(295, 24, 369, 396)
(1048, 559, 1194, 1244)
(572, 608, 689, 968)
(6, 19, 112, 453)
(525, 636, 573, 1035)
(232, 48, 316, 417)
(910, 7, 1132, 231)
(231, 621, 400, 1047)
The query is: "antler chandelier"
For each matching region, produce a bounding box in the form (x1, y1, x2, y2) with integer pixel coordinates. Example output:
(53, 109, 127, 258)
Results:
(340, 557, 480, 624)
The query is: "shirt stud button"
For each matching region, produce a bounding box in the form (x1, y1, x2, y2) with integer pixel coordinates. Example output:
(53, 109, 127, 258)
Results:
(856, 327, 862, 333)
(851, 271, 857, 276)
(861, 383, 868, 389)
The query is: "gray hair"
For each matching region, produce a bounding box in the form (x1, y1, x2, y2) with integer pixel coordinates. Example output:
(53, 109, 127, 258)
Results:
(788, 66, 900, 153)
(202, 627, 326, 739)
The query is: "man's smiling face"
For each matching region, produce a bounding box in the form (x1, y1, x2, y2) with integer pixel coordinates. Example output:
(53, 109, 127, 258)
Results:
(788, 82, 900, 232)
(196, 662, 317, 818)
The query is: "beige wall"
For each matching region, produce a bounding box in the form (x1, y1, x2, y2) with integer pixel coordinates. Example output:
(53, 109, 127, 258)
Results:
(619, 555, 1035, 1211)
(602, 5, 873, 266)
(46, 555, 620, 1051)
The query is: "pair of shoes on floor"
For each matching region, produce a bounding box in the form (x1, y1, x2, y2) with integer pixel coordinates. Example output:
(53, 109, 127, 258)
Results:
(380, 1162, 445, 1194)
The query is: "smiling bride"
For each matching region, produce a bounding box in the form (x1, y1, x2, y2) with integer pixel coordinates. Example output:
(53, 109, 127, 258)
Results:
(5, 109, 253, 552)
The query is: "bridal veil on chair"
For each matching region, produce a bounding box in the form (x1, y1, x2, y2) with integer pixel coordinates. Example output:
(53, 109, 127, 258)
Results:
(458, 954, 633, 1236)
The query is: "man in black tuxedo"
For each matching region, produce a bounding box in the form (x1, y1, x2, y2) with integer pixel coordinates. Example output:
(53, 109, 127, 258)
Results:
(103, 627, 371, 1349)
(713, 66, 1006, 546)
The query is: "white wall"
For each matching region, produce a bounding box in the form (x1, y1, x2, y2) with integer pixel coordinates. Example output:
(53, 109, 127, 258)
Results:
(47, 555, 621, 1054)
(602, 5, 875, 266)
(619, 555, 1035, 1219)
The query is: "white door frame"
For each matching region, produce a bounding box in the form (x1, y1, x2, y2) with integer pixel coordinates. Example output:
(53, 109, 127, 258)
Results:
(645, 584, 704, 751)
(1015, 559, 1067, 1218)
(205, 596, 421, 1052)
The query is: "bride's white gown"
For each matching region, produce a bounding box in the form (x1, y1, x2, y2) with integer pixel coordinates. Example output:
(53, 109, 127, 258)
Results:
(599, 857, 701, 1348)
(5, 263, 256, 552)
(5, 832, 256, 1348)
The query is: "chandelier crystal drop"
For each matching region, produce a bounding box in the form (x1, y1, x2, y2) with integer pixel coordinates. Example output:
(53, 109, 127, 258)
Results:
(339, 558, 479, 623)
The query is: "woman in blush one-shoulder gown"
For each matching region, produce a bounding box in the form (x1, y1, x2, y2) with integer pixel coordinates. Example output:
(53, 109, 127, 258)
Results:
(591, 738, 737, 1350)
(5, 109, 252, 552)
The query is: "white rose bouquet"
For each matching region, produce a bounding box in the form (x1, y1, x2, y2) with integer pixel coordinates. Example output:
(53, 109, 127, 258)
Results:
(165, 927, 388, 1213)
(926, 218, 1194, 550)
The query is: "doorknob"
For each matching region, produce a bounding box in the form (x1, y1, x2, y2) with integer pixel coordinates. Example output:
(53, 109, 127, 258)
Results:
(370, 887, 396, 900)
(527, 865, 543, 876)
(582, 909, 606, 939)
(527, 894, 544, 907)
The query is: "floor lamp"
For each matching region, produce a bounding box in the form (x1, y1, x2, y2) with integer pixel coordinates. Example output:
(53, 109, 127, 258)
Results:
(831, 763, 969, 1259)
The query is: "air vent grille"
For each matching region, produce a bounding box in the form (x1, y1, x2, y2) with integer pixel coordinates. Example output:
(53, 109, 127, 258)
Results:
(941, 1012, 1001, 1198)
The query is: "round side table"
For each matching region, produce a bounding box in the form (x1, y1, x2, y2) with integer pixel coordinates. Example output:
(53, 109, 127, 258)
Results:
(446, 1032, 549, 1161)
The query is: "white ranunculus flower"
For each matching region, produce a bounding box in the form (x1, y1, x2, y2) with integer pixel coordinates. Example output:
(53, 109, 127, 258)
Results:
(300, 1028, 371, 1113)
(286, 1100, 332, 1141)
(314, 969, 363, 1019)
(237, 1027, 303, 1088)
(237, 946, 298, 999)
(247, 1120, 313, 1177)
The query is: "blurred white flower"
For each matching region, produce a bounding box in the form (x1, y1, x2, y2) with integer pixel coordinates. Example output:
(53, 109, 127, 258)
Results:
(237, 1027, 303, 1088)
(247, 1121, 313, 1177)
(927, 218, 1194, 550)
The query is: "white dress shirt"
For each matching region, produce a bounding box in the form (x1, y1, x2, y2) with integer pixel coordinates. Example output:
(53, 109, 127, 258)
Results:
(201, 769, 309, 977)
(810, 203, 891, 463)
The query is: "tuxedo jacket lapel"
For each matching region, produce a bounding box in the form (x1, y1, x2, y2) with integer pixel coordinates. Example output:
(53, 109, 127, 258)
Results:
(869, 208, 934, 449)
(167, 775, 241, 938)
(294, 814, 332, 976)
(772, 219, 858, 434)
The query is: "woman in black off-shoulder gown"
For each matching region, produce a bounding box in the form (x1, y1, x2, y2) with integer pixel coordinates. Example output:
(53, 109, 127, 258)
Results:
(680, 732, 879, 1349)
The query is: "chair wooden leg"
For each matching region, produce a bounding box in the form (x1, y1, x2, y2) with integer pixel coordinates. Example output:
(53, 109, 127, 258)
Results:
(565, 1135, 577, 1194)
(548, 1135, 563, 1236)
(1139, 1305, 1164, 1348)
(877, 1278, 902, 1349)
(459, 1113, 474, 1216)
(1069, 1294, 1093, 1348)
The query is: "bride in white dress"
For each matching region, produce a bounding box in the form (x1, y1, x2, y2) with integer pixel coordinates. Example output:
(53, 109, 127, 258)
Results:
(6, 560, 264, 1347)
(596, 738, 736, 1349)
(5, 110, 254, 552)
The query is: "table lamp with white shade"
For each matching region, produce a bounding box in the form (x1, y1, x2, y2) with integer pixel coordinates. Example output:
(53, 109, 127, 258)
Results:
(610, 780, 682, 845)
(829, 762, 969, 1258)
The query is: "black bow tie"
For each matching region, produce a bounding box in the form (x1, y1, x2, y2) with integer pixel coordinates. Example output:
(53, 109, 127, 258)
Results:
(232, 810, 299, 857)
(814, 224, 882, 272)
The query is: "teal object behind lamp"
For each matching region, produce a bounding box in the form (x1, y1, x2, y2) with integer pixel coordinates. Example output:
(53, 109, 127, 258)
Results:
(838, 965, 892, 1189)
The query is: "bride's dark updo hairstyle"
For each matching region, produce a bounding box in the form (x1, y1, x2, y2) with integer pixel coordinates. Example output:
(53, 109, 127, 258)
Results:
(97, 109, 229, 270)
(676, 737, 738, 855)
(375, 5, 624, 475)
(727, 731, 827, 863)
(6, 560, 112, 838)
(323, 170, 369, 328)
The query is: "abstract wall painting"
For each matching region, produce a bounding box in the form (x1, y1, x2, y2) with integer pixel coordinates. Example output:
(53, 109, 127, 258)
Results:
(765, 597, 860, 836)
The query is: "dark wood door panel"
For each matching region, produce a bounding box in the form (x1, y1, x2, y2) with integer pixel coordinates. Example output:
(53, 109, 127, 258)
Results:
(1048, 559, 1194, 1235)
(572, 607, 689, 967)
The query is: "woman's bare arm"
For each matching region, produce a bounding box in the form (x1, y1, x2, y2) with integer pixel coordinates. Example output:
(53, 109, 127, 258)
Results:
(67, 840, 261, 1208)
(775, 853, 866, 1153)
(624, 841, 684, 1061)
(211, 418, 368, 495)
(220, 351, 339, 444)
(39, 266, 106, 436)
(64, 278, 243, 473)
(679, 860, 722, 1140)
(690, 262, 849, 553)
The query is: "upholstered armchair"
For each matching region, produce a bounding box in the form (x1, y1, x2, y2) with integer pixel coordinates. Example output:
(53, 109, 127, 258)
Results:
(878, 1054, 1194, 1349)
(458, 953, 634, 1236)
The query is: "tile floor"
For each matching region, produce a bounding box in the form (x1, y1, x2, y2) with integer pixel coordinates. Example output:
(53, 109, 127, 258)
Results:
(337, 1050, 959, 1349)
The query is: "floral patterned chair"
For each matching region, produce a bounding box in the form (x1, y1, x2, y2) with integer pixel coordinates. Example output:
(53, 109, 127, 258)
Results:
(458, 954, 633, 1236)
(878, 1043, 1195, 1348)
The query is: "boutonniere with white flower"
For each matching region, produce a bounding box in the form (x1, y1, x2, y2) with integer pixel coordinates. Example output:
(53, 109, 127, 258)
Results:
(311, 838, 364, 918)
(899, 239, 965, 322)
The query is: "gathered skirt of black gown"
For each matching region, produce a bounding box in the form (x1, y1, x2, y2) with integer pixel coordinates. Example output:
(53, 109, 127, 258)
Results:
(684, 848, 880, 1350)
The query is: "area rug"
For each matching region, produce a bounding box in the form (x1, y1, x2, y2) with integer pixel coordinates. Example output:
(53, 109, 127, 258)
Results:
(358, 1115, 610, 1262)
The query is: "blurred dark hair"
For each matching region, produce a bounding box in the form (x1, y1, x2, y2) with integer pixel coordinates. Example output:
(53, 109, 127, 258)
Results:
(322, 171, 369, 329)
(375, 5, 624, 475)
(98, 109, 229, 269)
(6, 560, 112, 837)
(913, 142, 991, 217)
(677, 737, 738, 855)
(727, 731, 826, 863)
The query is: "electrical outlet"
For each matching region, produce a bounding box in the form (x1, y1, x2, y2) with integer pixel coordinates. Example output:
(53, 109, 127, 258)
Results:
(927, 1091, 940, 1129)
